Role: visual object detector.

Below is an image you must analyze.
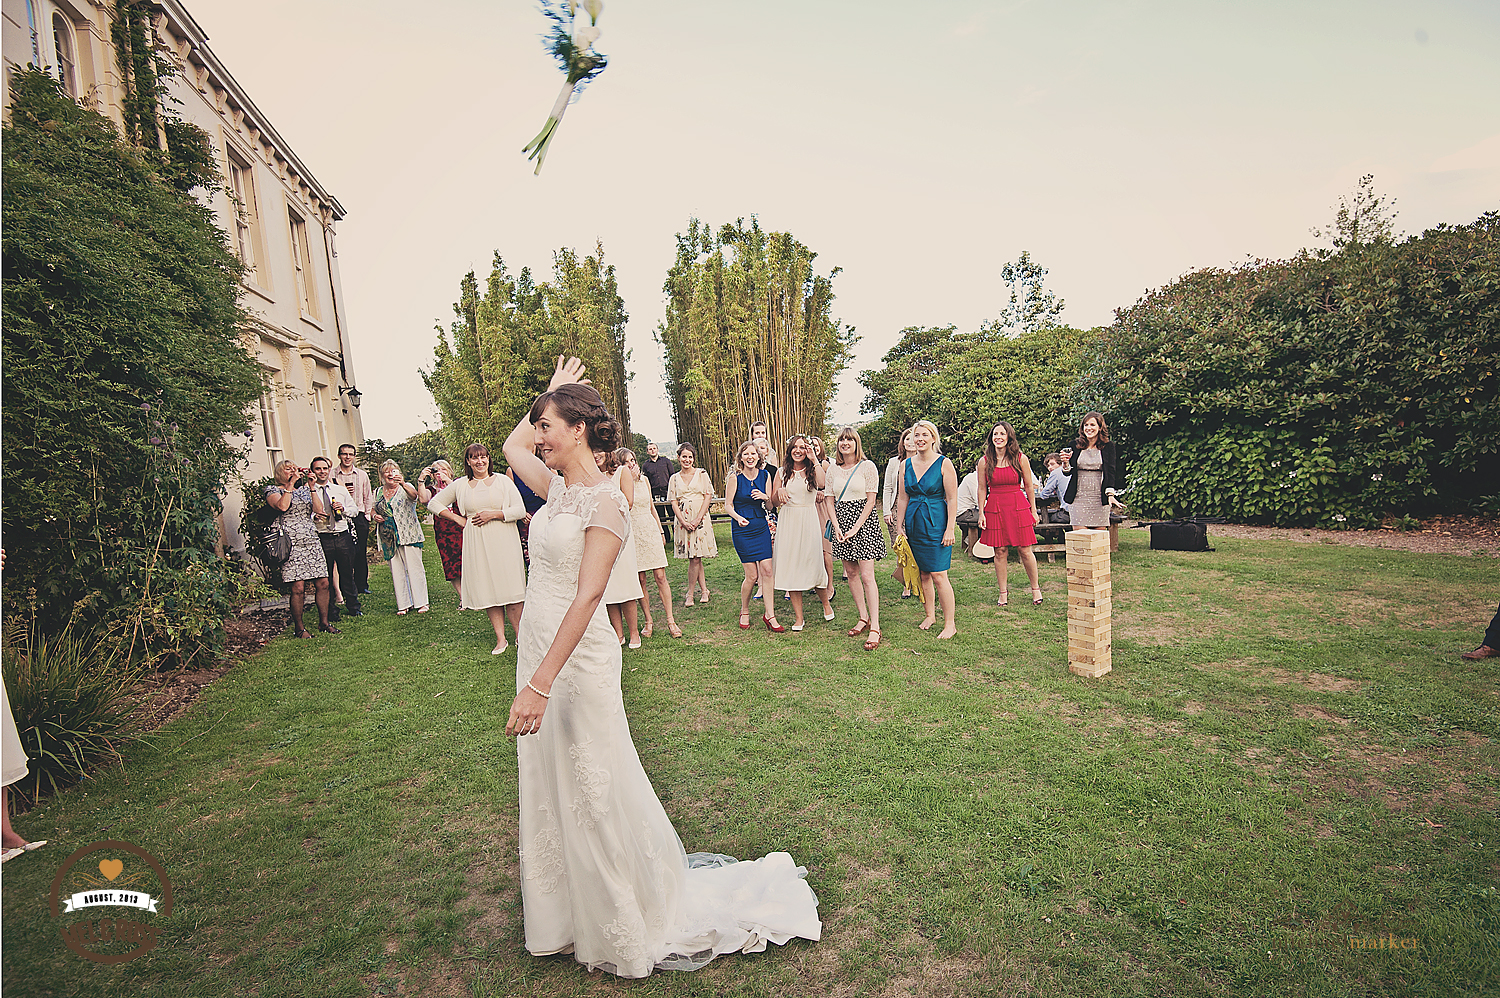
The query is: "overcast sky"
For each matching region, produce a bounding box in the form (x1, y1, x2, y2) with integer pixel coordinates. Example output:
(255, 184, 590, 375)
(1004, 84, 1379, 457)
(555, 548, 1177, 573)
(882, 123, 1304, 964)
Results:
(184, 0, 1500, 445)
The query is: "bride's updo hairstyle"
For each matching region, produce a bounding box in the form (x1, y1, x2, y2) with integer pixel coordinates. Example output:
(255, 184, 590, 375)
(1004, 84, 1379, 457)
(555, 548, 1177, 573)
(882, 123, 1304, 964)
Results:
(529, 383, 622, 455)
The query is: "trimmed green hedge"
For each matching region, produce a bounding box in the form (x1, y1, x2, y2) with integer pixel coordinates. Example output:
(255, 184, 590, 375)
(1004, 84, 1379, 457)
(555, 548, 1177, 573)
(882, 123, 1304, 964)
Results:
(1098, 213, 1499, 526)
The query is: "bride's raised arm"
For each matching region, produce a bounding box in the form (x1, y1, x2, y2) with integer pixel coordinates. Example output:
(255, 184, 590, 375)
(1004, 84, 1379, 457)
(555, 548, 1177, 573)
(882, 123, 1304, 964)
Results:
(504, 355, 589, 498)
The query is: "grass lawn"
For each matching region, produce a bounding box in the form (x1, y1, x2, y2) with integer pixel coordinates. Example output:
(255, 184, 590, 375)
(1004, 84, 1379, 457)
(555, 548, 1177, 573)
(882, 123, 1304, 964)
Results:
(3, 524, 1496, 997)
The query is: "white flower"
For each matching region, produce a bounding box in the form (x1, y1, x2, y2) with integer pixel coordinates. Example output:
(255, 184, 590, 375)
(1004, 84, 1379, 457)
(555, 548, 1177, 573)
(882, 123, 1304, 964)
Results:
(574, 24, 600, 49)
(583, 0, 603, 23)
(1371, 473, 1383, 481)
(1334, 514, 1346, 522)
(1270, 461, 1280, 468)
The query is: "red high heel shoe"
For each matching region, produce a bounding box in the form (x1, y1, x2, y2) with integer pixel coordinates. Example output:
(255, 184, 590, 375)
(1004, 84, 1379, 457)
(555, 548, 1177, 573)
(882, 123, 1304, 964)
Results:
(763, 614, 785, 633)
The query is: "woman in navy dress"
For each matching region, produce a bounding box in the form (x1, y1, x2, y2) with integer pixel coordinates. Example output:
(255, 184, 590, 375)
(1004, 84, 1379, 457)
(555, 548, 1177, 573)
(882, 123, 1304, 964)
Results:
(509, 461, 549, 567)
(726, 440, 781, 632)
(895, 420, 958, 639)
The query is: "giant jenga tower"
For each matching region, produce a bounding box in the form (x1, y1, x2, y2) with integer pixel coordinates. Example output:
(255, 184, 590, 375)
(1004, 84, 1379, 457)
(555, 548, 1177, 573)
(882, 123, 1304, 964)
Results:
(1066, 528, 1112, 678)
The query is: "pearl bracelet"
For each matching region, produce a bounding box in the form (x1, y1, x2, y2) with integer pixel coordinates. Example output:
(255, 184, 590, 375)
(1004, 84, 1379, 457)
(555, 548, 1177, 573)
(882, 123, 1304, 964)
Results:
(526, 681, 551, 699)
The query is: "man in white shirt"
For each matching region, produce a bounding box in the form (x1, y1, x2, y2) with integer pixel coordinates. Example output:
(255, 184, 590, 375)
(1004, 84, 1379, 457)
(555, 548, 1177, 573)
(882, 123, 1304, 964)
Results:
(310, 456, 362, 621)
(1035, 452, 1072, 523)
(956, 469, 982, 555)
(332, 443, 374, 594)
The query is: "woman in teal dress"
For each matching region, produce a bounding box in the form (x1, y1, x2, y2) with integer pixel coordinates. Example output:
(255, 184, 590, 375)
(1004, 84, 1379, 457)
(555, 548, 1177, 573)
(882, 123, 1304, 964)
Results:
(895, 420, 959, 639)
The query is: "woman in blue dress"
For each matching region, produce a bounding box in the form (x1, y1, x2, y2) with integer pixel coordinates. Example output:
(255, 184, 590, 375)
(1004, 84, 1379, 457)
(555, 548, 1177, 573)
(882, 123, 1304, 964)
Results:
(726, 441, 782, 632)
(895, 420, 959, 638)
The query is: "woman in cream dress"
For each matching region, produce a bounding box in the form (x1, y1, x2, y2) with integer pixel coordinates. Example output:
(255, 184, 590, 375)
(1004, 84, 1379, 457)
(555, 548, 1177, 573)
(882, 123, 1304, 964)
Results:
(597, 450, 645, 647)
(771, 435, 832, 630)
(428, 444, 528, 655)
(667, 443, 718, 605)
(620, 448, 679, 639)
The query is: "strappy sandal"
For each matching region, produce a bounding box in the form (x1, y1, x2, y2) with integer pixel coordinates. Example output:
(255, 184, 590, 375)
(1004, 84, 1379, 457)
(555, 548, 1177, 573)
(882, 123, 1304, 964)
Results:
(739, 612, 752, 629)
(668, 621, 683, 637)
(847, 619, 870, 637)
(997, 590, 1009, 607)
(1032, 587, 1044, 605)
(641, 621, 654, 639)
(864, 629, 881, 651)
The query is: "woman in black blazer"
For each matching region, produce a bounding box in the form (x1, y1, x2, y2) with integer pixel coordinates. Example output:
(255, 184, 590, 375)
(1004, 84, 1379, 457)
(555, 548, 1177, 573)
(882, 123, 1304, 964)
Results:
(1064, 412, 1121, 528)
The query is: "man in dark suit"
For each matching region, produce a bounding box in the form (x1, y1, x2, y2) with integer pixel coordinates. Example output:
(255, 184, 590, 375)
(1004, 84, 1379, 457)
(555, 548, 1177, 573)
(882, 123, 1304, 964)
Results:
(1462, 603, 1500, 659)
(640, 441, 675, 538)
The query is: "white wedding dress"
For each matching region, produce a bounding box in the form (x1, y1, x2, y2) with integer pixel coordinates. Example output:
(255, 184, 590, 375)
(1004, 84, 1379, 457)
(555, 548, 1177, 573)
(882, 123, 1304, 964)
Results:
(515, 478, 821, 977)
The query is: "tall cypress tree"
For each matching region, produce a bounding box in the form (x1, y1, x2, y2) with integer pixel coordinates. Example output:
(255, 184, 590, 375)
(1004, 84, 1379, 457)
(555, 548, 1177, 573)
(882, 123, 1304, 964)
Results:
(656, 218, 856, 479)
(424, 244, 632, 463)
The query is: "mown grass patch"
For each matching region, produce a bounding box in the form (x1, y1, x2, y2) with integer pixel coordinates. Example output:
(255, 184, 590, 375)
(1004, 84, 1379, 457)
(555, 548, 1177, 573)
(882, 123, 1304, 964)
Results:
(3, 526, 1496, 996)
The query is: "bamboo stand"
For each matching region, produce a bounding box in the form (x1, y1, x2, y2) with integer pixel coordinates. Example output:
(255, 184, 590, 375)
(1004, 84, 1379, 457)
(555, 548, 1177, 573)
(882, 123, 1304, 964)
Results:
(1066, 528, 1112, 678)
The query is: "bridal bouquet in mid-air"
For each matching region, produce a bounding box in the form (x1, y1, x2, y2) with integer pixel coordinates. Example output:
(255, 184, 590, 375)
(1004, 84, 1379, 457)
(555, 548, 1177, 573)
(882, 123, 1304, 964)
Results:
(522, 0, 608, 175)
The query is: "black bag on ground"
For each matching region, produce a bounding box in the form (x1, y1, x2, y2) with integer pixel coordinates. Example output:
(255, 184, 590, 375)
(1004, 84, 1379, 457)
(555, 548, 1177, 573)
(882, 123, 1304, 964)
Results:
(1149, 520, 1210, 552)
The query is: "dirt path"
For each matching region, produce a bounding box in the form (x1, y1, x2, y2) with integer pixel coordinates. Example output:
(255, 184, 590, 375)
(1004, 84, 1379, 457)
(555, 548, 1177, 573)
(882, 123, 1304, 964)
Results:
(1203, 513, 1500, 557)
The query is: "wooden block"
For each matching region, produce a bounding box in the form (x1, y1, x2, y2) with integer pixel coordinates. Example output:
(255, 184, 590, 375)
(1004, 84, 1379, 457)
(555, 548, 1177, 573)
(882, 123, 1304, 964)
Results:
(1067, 595, 1113, 613)
(1068, 636, 1112, 656)
(1067, 606, 1109, 622)
(1066, 569, 1111, 584)
(1067, 621, 1108, 638)
(1066, 526, 1110, 543)
(1066, 528, 1110, 551)
(1069, 659, 1112, 679)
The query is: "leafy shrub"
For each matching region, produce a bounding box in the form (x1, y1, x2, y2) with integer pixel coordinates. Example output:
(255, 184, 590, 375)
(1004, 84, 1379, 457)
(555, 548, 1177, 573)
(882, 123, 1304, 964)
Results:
(860, 324, 1098, 469)
(1098, 213, 1499, 526)
(1, 69, 264, 663)
(2, 621, 143, 808)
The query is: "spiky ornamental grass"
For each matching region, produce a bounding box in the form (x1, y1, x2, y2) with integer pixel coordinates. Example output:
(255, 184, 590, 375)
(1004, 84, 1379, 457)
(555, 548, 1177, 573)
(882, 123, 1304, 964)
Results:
(522, 0, 607, 175)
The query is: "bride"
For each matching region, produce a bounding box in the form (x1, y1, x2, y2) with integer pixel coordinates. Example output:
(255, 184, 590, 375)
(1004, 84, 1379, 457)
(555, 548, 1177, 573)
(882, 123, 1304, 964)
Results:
(501, 357, 821, 978)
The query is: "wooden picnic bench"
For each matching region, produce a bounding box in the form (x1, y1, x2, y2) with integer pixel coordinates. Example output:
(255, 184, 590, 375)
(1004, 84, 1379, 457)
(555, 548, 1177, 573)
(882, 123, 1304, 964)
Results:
(1032, 515, 1122, 561)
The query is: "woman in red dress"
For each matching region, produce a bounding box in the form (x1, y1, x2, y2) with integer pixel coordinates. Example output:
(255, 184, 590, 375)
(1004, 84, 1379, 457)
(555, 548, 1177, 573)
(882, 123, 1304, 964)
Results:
(418, 459, 464, 601)
(977, 421, 1044, 606)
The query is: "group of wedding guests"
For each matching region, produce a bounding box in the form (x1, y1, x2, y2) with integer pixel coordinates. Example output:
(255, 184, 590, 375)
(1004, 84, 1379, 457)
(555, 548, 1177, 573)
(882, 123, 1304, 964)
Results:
(262, 438, 687, 654)
(262, 411, 1122, 651)
(871, 411, 1123, 638)
(261, 444, 380, 638)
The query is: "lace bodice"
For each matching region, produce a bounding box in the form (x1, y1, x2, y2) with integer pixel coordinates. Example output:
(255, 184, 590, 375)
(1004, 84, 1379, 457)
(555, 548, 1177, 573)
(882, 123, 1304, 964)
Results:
(528, 477, 631, 605)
